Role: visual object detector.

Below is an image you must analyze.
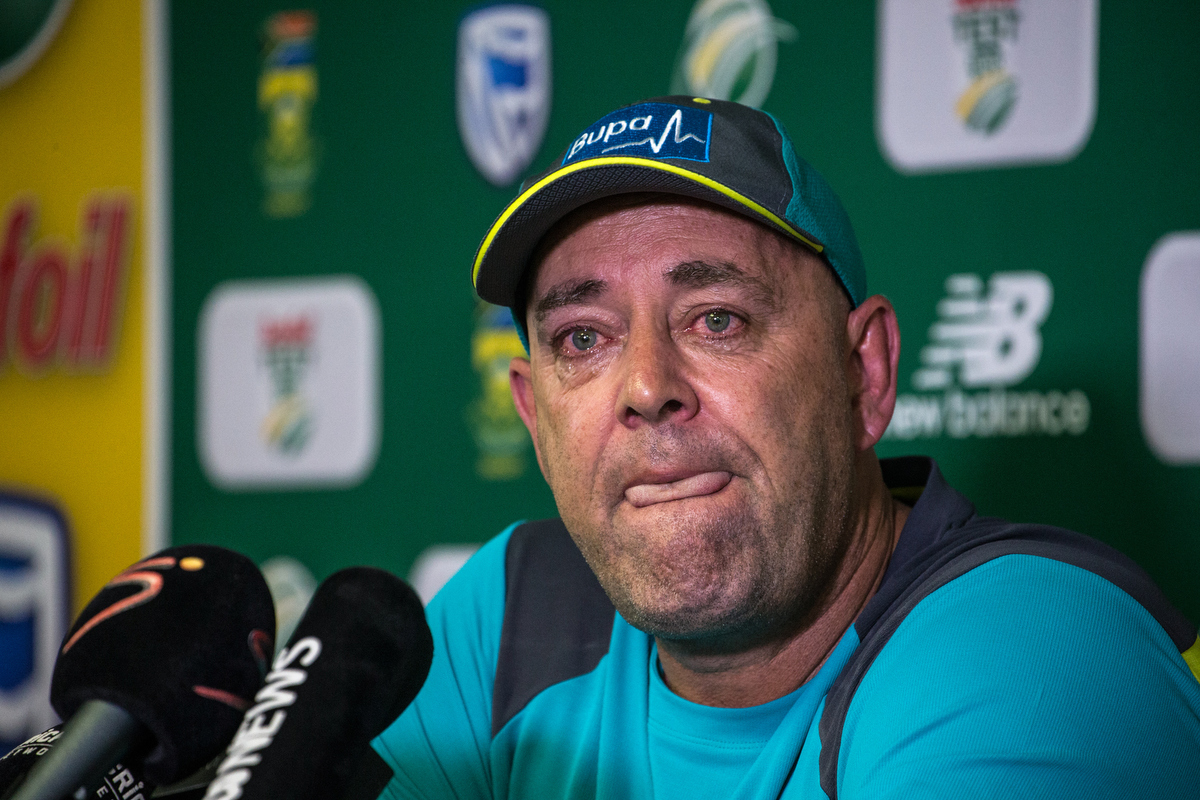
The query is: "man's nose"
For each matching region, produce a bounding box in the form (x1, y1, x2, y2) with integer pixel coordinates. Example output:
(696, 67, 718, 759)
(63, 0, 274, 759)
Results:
(615, 327, 699, 427)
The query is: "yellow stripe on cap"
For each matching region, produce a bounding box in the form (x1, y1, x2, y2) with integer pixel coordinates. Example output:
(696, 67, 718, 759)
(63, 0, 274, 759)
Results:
(472, 156, 824, 288)
(1183, 635, 1200, 684)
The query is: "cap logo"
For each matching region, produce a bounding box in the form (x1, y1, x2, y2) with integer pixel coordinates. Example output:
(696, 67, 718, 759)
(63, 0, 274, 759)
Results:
(562, 102, 712, 165)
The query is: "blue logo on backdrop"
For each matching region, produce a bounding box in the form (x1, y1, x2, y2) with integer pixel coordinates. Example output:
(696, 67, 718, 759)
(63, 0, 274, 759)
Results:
(563, 103, 712, 166)
(457, 5, 551, 187)
(0, 492, 70, 753)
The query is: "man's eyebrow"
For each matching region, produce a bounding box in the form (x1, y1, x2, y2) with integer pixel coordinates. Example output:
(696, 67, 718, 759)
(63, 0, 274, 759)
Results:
(533, 278, 609, 323)
(666, 260, 778, 307)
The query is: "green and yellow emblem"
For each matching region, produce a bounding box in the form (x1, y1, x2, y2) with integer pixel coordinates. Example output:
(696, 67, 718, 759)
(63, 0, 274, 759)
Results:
(953, 0, 1020, 135)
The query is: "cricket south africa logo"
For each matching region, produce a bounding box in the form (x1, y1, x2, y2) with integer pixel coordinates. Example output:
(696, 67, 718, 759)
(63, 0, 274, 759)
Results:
(259, 315, 314, 455)
(200, 277, 380, 489)
(953, 0, 1019, 135)
(885, 271, 1090, 440)
(671, 0, 796, 109)
(876, 0, 1096, 173)
(457, 5, 551, 187)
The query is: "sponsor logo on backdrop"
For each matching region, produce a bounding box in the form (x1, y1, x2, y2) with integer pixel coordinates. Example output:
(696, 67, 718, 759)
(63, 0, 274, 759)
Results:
(457, 5, 551, 187)
(259, 315, 314, 455)
(199, 277, 380, 489)
(408, 544, 480, 606)
(671, 0, 795, 108)
(0, 491, 69, 753)
(1140, 233, 1200, 465)
(258, 11, 320, 218)
(952, 0, 1019, 135)
(0, 195, 131, 376)
(563, 102, 712, 165)
(260, 556, 317, 649)
(877, 0, 1097, 173)
(885, 271, 1091, 440)
(0, 0, 73, 89)
(468, 302, 529, 481)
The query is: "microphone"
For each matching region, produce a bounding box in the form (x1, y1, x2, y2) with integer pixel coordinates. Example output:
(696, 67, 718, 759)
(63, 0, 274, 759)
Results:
(0, 727, 158, 800)
(202, 567, 433, 800)
(7, 545, 275, 800)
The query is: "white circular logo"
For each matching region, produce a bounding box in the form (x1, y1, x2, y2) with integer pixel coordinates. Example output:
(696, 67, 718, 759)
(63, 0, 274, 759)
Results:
(0, 0, 74, 89)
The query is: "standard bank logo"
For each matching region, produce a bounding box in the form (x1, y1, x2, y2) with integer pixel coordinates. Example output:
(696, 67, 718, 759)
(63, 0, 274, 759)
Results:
(0, 492, 69, 753)
(563, 103, 711, 165)
(670, 0, 796, 109)
(457, 5, 551, 187)
(886, 271, 1091, 440)
(877, 0, 1097, 173)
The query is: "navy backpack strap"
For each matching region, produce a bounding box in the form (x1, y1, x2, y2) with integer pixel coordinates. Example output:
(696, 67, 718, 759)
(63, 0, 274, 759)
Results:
(491, 518, 616, 736)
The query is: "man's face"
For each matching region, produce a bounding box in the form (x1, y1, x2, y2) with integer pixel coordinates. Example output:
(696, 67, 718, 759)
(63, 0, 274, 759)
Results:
(510, 198, 859, 650)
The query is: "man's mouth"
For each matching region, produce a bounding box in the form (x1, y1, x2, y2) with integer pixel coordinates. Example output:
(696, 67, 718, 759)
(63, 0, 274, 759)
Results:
(624, 471, 733, 508)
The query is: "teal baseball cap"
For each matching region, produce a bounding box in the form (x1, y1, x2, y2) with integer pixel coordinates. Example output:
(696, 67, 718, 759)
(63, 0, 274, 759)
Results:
(471, 96, 867, 312)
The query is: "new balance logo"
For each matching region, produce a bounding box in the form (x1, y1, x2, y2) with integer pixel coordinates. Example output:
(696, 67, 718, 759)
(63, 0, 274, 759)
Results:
(913, 271, 1052, 390)
(886, 271, 1090, 440)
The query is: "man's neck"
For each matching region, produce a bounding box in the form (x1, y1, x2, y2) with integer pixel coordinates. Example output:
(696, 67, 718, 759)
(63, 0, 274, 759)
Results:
(654, 468, 910, 708)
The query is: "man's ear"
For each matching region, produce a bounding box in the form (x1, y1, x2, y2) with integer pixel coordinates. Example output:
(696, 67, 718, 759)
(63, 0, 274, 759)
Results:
(845, 295, 901, 450)
(509, 356, 545, 470)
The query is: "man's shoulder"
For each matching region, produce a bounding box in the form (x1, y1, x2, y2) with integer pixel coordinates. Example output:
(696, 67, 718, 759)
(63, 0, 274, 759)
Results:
(874, 456, 1195, 651)
(835, 553, 1200, 795)
(819, 457, 1200, 797)
(491, 518, 617, 736)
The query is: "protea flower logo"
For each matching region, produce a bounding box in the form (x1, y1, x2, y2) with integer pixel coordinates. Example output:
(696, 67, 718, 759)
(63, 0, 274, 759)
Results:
(953, 0, 1020, 135)
(257, 11, 320, 218)
(200, 277, 380, 489)
(467, 302, 530, 481)
(259, 315, 314, 455)
(670, 0, 796, 109)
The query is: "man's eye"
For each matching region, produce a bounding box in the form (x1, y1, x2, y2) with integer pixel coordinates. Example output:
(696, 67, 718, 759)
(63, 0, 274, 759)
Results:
(704, 310, 732, 333)
(570, 329, 598, 351)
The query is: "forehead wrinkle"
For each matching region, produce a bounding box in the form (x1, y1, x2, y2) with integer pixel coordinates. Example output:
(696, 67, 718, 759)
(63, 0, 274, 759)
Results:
(534, 278, 609, 323)
(666, 260, 780, 311)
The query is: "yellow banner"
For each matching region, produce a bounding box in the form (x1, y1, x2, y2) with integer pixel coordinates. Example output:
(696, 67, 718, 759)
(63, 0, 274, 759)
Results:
(0, 0, 146, 611)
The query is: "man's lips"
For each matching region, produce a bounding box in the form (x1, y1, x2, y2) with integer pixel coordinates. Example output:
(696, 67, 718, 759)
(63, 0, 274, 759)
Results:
(624, 471, 733, 508)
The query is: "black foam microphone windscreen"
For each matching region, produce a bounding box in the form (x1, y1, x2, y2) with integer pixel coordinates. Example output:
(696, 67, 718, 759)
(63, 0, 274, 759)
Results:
(202, 567, 433, 800)
(28, 545, 274, 796)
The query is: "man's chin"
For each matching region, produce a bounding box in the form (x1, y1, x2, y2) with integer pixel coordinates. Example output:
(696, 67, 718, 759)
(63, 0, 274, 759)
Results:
(608, 581, 764, 642)
(626, 606, 781, 655)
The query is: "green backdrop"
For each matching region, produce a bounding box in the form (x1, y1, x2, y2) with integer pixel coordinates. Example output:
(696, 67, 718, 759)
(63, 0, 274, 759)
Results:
(170, 1, 1200, 622)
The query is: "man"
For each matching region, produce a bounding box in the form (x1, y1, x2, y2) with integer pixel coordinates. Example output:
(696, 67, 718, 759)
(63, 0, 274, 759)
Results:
(375, 97, 1200, 798)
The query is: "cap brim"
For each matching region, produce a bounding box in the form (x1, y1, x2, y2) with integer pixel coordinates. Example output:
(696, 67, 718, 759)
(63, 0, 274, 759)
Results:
(472, 156, 825, 308)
